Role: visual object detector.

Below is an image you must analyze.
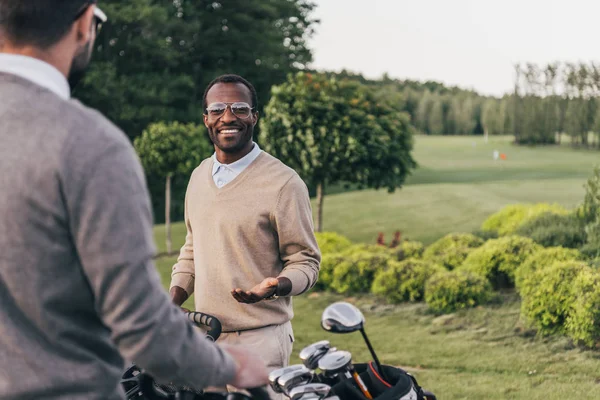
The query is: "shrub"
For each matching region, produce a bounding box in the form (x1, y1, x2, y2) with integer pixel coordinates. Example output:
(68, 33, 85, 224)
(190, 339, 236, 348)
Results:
(425, 270, 492, 314)
(423, 233, 483, 270)
(515, 247, 585, 292)
(565, 269, 600, 347)
(460, 236, 541, 289)
(515, 212, 586, 248)
(392, 240, 425, 261)
(371, 259, 445, 303)
(520, 261, 592, 335)
(327, 244, 393, 294)
(471, 229, 499, 241)
(315, 232, 353, 255)
(314, 252, 345, 291)
(481, 203, 569, 236)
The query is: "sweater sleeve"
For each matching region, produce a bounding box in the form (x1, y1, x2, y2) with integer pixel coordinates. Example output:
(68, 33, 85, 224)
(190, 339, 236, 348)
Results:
(170, 180, 196, 295)
(272, 174, 321, 296)
(66, 138, 235, 389)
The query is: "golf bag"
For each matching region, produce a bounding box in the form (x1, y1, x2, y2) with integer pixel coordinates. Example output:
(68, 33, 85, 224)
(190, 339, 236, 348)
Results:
(327, 362, 436, 400)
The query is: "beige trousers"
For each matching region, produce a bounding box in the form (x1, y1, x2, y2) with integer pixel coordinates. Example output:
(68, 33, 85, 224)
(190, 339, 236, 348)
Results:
(213, 322, 295, 400)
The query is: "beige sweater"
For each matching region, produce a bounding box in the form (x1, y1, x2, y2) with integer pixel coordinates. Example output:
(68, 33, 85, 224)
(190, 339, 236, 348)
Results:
(170, 152, 321, 331)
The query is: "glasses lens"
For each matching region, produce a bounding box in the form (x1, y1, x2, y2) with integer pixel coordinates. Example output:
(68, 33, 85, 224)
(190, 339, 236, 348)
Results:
(231, 103, 252, 118)
(207, 103, 227, 117)
(95, 18, 103, 34)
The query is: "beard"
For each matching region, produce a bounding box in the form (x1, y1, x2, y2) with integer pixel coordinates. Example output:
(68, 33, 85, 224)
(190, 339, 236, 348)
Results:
(68, 38, 94, 92)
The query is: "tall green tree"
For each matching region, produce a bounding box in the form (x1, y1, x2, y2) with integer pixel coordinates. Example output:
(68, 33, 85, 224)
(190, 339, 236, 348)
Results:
(134, 122, 212, 254)
(260, 72, 417, 231)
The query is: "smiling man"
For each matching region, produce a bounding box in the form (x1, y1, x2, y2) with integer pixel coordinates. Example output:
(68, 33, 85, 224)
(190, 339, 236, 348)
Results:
(169, 74, 321, 394)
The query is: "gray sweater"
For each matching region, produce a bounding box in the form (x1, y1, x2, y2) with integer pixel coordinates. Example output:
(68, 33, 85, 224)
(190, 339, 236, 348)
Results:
(0, 73, 236, 399)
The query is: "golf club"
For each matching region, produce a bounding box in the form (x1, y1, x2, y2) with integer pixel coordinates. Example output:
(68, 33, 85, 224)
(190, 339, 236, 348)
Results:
(321, 302, 389, 383)
(269, 365, 308, 393)
(288, 383, 332, 400)
(299, 340, 336, 370)
(277, 367, 315, 395)
(317, 351, 373, 400)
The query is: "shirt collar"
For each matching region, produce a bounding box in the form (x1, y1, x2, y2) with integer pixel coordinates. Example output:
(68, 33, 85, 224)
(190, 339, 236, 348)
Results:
(212, 142, 262, 176)
(0, 54, 70, 100)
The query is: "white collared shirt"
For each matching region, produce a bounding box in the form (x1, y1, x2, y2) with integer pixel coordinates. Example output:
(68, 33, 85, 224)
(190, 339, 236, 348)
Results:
(0, 53, 70, 100)
(211, 142, 262, 188)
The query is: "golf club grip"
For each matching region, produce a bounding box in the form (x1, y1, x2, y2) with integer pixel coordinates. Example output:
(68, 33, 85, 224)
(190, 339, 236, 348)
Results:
(247, 386, 271, 400)
(186, 312, 222, 341)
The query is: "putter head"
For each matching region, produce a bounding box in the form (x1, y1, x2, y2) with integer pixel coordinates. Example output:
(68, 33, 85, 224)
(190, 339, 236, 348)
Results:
(300, 341, 333, 370)
(289, 383, 332, 400)
(321, 302, 365, 333)
(268, 364, 307, 393)
(278, 367, 315, 394)
(317, 350, 353, 377)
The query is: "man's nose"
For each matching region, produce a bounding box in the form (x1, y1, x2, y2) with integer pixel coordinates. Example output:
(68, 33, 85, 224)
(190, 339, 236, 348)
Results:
(221, 106, 237, 123)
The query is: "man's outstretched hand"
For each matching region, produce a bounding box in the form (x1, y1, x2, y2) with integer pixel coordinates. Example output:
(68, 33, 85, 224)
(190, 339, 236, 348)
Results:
(231, 277, 278, 303)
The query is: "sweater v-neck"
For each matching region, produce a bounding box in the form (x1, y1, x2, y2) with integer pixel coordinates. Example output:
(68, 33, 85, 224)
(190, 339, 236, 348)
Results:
(206, 151, 266, 194)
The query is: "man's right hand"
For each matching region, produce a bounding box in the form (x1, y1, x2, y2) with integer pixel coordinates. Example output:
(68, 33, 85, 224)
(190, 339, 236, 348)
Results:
(220, 343, 269, 389)
(170, 286, 189, 307)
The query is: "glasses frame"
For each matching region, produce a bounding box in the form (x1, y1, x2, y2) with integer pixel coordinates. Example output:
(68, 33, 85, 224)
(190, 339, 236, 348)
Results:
(73, 2, 107, 34)
(204, 102, 256, 120)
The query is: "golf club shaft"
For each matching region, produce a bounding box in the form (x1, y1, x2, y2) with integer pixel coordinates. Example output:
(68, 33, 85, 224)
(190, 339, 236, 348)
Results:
(360, 328, 390, 383)
(350, 370, 373, 400)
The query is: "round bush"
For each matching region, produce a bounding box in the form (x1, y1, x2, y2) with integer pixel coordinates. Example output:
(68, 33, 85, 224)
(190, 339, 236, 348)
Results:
(460, 235, 541, 289)
(425, 270, 492, 314)
(481, 203, 569, 236)
(515, 212, 586, 249)
(565, 269, 600, 348)
(392, 240, 425, 261)
(520, 260, 592, 335)
(328, 245, 394, 294)
(315, 232, 353, 255)
(515, 247, 585, 292)
(423, 233, 484, 270)
(313, 252, 345, 291)
(371, 259, 445, 303)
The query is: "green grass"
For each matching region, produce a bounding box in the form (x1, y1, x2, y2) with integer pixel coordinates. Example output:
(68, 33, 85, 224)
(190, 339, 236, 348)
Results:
(152, 257, 600, 399)
(154, 135, 599, 251)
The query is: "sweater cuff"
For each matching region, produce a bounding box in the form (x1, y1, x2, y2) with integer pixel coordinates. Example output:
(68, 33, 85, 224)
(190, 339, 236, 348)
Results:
(170, 272, 195, 296)
(278, 268, 311, 296)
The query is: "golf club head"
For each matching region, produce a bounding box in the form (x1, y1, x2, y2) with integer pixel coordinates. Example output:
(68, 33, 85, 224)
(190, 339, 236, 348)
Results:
(317, 350, 352, 377)
(288, 383, 332, 400)
(278, 367, 314, 394)
(268, 365, 307, 393)
(300, 341, 334, 370)
(321, 302, 365, 333)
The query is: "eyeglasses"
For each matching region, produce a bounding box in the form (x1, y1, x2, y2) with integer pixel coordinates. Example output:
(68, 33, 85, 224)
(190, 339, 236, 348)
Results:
(204, 102, 255, 119)
(73, 2, 107, 34)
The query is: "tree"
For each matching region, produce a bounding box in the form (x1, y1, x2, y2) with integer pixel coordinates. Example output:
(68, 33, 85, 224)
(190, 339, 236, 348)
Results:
(259, 72, 417, 231)
(76, 0, 319, 141)
(134, 122, 212, 254)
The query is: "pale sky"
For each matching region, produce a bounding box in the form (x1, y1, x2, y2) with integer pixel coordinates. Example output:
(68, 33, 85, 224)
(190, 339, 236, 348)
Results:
(310, 0, 600, 96)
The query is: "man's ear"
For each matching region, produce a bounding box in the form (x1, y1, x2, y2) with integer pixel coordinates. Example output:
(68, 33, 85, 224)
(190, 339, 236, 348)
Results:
(252, 112, 259, 127)
(74, 5, 96, 43)
(203, 114, 209, 128)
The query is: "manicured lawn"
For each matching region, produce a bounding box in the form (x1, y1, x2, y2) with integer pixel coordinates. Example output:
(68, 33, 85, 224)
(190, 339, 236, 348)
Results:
(154, 135, 599, 250)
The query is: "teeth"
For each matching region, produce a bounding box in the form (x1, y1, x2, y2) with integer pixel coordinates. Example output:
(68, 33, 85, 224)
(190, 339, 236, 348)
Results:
(221, 129, 240, 134)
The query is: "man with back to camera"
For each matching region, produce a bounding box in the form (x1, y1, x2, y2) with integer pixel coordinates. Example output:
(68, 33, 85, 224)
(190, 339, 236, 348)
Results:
(169, 74, 321, 397)
(0, 1, 269, 399)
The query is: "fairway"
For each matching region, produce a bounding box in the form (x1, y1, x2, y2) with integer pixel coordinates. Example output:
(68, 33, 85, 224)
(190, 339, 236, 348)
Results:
(154, 135, 599, 251)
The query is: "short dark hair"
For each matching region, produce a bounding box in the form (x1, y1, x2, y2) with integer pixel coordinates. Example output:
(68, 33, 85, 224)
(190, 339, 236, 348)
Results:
(0, 0, 92, 49)
(202, 74, 258, 111)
